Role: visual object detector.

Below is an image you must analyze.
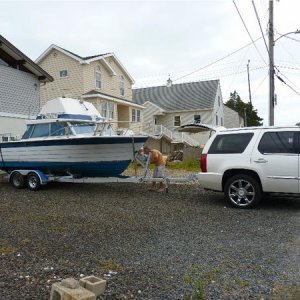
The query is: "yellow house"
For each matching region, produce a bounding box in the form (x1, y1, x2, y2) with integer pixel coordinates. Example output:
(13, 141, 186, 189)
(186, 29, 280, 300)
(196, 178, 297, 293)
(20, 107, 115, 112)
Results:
(36, 44, 144, 133)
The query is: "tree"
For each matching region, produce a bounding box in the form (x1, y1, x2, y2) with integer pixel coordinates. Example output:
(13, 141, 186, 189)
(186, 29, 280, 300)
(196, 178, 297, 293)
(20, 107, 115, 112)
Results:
(225, 91, 263, 127)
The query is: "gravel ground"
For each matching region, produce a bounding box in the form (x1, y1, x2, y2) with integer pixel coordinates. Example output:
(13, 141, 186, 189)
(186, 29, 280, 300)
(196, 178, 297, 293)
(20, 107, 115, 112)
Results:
(0, 168, 300, 299)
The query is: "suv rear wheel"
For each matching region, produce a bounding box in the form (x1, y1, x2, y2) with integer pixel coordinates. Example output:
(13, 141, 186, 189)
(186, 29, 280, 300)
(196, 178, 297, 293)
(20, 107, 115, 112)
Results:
(224, 174, 262, 208)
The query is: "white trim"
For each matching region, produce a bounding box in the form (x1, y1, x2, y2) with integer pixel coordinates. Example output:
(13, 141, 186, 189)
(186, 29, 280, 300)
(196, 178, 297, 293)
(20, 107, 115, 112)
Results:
(35, 45, 134, 84)
(143, 101, 166, 113)
(99, 58, 116, 76)
(166, 108, 214, 114)
(0, 112, 36, 119)
(82, 93, 145, 109)
(86, 53, 135, 84)
(35, 44, 86, 64)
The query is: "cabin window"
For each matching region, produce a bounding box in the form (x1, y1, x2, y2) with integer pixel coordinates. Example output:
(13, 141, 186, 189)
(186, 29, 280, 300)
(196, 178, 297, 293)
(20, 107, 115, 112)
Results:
(174, 116, 181, 126)
(70, 122, 95, 134)
(132, 109, 141, 122)
(59, 69, 68, 78)
(194, 115, 201, 124)
(31, 124, 50, 138)
(216, 115, 218, 125)
(22, 125, 34, 139)
(50, 123, 66, 136)
(95, 65, 101, 89)
(119, 75, 125, 96)
(102, 101, 114, 119)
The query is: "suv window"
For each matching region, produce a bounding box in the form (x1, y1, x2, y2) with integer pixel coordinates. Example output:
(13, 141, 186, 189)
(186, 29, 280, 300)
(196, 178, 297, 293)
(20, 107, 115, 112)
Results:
(258, 131, 299, 154)
(208, 133, 254, 154)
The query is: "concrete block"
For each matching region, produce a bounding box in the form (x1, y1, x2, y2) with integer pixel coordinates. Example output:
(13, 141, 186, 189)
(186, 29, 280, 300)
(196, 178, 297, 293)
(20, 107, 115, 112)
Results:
(50, 282, 96, 300)
(79, 276, 106, 297)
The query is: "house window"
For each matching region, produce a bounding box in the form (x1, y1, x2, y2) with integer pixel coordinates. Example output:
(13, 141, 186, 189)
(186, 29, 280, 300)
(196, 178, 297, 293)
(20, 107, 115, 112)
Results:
(216, 115, 218, 125)
(218, 96, 221, 106)
(119, 75, 125, 96)
(101, 101, 114, 119)
(194, 115, 201, 124)
(95, 65, 101, 89)
(132, 109, 141, 122)
(59, 69, 68, 78)
(221, 117, 223, 126)
(174, 116, 181, 126)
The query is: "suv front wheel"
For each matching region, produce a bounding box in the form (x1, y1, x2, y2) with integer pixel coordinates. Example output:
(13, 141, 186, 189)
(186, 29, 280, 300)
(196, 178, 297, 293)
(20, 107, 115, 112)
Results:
(224, 174, 262, 208)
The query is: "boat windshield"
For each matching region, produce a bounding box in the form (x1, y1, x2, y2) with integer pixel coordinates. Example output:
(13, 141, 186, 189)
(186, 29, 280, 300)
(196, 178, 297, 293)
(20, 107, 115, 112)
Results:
(70, 122, 95, 135)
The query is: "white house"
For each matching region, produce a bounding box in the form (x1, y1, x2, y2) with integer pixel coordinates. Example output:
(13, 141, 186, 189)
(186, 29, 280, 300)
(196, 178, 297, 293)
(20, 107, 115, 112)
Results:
(133, 79, 242, 151)
(0, 35, 53, 140)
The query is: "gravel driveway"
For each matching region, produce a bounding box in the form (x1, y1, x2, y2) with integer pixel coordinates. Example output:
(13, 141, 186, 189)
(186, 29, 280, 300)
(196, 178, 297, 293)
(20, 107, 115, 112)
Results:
(0, 169, 300, 299)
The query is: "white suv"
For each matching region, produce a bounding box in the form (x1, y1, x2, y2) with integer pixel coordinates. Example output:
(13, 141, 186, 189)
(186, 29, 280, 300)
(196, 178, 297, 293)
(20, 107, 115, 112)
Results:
(197, 126, 300, 208)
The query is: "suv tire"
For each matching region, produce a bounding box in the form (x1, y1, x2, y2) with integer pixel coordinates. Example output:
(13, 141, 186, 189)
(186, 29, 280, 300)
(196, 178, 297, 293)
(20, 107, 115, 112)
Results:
(224, 174, 262, 209)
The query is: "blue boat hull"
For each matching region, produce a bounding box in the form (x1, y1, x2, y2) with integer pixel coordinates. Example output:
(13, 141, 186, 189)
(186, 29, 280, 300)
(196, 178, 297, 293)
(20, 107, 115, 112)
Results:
(0, 136, 148, 177)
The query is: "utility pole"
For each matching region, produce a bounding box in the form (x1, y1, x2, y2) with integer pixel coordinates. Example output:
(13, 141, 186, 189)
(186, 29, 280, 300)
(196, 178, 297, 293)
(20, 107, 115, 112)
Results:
(247, 60, 252, 104)
(244, 107, 247, 127)
(268, 0, 275, 126)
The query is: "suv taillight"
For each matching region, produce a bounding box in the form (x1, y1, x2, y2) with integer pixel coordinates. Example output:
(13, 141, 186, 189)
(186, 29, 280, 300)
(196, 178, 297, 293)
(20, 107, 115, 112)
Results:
(200, 154, 207, 172)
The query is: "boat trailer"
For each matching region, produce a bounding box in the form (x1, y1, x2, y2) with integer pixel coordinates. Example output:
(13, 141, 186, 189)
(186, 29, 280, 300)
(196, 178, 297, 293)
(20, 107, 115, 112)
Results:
(6, 154, 198, 192)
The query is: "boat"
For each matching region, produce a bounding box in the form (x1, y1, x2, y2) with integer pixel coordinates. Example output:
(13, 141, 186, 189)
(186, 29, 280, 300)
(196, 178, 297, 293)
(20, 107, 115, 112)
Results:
(0, 98, 148, 177)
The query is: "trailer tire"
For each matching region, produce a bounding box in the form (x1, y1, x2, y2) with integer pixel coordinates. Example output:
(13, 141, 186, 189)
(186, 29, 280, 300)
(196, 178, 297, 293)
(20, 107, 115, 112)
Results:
(27, 172, 41, 191)
(10, 172, 25, 189)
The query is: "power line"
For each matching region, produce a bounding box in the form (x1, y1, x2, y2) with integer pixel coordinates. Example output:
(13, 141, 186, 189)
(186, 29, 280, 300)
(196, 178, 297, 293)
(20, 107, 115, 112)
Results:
(252, 0, 269, 57)
(275, 67, 300, 96)
(173, 36, 263, 82)
(232, 0, 267, 65)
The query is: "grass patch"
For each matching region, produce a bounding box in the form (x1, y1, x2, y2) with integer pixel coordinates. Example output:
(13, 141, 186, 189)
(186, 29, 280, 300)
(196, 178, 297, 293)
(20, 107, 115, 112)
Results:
(166, 159, 200, 172)
(273, 284, 300, 299)
(0, 240, 17, 255)
(98, 258, 125, 272)
(183, 265, 221, 300)
(129, 158, 200, 172)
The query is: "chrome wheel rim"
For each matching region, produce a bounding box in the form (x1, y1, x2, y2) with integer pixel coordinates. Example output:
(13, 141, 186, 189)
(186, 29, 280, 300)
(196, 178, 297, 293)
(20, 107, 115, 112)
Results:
(228, 179, 255, 207)
(28, 176, 38, 189)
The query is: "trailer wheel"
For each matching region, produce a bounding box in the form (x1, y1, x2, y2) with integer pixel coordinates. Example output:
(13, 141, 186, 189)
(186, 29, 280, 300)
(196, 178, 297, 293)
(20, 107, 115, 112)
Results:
(10, 172, 25, 189)
(27, 172, 41, 191)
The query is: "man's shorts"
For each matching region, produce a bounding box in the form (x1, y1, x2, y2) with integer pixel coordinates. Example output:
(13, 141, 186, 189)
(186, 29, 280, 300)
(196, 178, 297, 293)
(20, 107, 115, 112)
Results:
(153, 165, 165, 178)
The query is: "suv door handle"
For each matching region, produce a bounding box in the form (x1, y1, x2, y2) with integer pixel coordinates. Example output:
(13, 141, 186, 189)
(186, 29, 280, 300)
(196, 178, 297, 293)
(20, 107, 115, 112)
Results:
(254, 158, 268, 163)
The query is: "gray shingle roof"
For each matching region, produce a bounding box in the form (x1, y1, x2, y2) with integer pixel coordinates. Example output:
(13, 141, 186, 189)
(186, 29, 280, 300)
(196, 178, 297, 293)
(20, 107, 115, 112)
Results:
(60, 47, 110, 61)
(133, 80, 219, 111)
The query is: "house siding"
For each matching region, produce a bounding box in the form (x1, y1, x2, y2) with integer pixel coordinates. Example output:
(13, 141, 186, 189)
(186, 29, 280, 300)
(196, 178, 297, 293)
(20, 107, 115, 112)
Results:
(107, 57, 132, 100)
(157, 110, 213, 130)
(0, 65, 40, 116)
(39, 49, 84, 104)
(0, 116, 27, 136)
(142, 102, 163, 125)
(224, 106, 243, 128)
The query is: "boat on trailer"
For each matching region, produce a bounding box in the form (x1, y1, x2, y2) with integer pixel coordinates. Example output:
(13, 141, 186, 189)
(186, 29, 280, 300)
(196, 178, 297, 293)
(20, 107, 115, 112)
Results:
(0, 98, 148, 187)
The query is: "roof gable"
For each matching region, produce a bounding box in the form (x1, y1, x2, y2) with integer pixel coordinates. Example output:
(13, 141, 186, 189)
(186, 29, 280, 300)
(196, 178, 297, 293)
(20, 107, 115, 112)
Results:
(36, 44, 134, 83)
(0, 35, 53, 82)
(133, 80, 220, 111)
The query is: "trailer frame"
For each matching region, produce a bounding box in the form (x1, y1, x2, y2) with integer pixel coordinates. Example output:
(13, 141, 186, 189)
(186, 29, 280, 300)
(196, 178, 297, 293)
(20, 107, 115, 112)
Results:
(6, 153, 198, 192)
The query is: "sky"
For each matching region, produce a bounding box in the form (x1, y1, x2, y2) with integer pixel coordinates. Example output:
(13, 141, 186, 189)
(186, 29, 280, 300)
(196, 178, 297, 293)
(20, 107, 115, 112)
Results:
(1, 0, 300, 126)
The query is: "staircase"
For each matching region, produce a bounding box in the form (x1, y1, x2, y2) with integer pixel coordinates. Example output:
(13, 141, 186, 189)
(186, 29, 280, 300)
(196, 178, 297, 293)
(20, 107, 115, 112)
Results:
(142, 124, 199, 147)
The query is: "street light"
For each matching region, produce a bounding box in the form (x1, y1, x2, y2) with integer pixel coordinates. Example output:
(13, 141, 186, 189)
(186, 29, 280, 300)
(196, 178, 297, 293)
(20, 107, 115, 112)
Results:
(274, 29, 300, 44)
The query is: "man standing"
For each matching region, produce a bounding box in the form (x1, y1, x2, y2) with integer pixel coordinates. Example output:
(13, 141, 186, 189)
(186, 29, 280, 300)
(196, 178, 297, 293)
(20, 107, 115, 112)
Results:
(143, 146, 166, 192)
